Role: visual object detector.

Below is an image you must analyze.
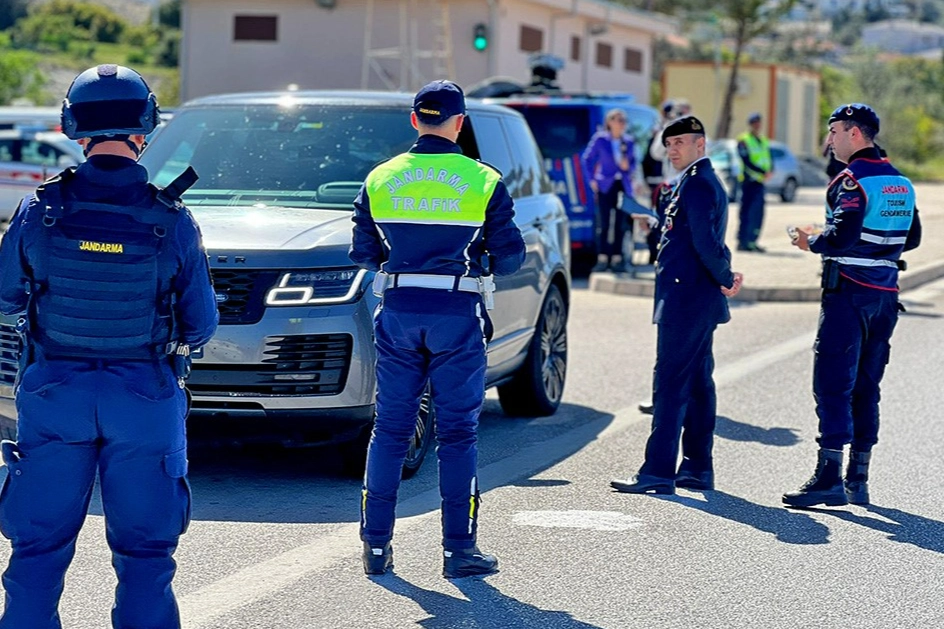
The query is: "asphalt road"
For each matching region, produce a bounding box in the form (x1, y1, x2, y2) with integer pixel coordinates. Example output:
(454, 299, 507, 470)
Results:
(3, 279, 944, 628)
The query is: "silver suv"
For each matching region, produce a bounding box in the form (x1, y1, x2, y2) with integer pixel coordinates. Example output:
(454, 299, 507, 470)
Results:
(0, 91, 571, 475)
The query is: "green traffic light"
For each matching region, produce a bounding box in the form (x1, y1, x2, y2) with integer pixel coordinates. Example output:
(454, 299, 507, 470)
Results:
(474, 36, 488, 51)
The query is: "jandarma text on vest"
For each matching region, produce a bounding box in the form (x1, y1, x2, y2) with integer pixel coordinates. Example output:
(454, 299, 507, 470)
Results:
(78, 240, 124, 254)
(384, 168, 472, 196)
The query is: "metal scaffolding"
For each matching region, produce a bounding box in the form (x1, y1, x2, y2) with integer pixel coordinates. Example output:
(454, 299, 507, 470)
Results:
(361, 0, 455, 91)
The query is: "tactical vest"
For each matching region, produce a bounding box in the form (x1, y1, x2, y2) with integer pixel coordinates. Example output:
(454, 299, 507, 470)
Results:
(737, 133, 771, 183)
(29, 167, 198, 360)
(823, 163, 915, 288)
(366, 153, 497, 229)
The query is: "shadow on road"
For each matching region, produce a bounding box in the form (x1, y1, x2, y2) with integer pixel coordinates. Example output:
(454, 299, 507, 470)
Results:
(666, 490, 831, 545)
(371, 573, 604, 629)
(714, 416, 801, 447)
(87, 401, 612, 525)
(805, 504, 944, 554)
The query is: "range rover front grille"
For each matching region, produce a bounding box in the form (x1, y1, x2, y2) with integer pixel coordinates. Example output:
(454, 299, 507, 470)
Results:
(188, 333, 353, 396)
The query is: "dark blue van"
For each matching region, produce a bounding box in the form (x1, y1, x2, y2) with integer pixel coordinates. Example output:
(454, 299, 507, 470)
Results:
(485, 94, 659, 269)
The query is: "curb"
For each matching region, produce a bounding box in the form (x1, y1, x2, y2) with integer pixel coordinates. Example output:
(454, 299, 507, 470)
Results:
(589, 260, 944, 303)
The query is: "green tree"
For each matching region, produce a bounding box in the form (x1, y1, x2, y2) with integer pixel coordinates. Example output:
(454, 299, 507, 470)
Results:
(710, 1, 797, 139)
(0, 51, 45, 105)
(157, 0, 181, 29)
(16, 0, 128, 46)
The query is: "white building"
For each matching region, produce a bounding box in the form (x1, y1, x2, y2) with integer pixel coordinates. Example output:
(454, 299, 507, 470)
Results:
(180, 0, 676, 102)
(862, 19, 944, 54)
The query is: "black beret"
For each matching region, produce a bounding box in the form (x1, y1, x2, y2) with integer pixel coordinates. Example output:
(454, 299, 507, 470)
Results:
(828, 103, 879, 132)
(662, 115, 706, 144)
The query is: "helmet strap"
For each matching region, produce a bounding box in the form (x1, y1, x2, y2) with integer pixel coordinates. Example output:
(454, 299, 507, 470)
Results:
(85, 135, 142, 157)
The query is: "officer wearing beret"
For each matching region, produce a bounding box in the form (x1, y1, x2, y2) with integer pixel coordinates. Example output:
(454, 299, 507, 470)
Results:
(350, 80, 525, 578)
(784, 103, 921, 508)
(0, 65, 218, 628)
(611, 116, 743, 495)
(736, 112, 772, 253)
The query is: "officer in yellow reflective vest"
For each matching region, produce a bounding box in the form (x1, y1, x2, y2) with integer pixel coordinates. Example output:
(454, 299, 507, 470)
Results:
(350, 80, 525, 578)
(736, 112, 772, 252)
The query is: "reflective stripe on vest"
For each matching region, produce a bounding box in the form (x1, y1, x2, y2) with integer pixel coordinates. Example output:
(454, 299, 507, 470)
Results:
(366, 153, 498, 227)
(737, 133, 771, 183)
(33, 184, 179, 360)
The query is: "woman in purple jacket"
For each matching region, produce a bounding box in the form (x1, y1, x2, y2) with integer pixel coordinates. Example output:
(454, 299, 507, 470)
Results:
(581, 108, 636, 272)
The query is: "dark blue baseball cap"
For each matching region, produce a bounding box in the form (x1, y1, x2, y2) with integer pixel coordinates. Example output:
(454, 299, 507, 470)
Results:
(828, 103, 880, 132)
(748, 111, 762, 124)
(413, 80, 466, 125)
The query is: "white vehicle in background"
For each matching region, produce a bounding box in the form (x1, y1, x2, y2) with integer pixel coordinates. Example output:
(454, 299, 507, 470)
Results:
(0, 129, 85, 222)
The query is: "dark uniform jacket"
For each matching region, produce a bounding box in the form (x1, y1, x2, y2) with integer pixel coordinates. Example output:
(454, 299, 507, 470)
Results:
(0, 155, 218, 349)
(810, 146, 921, 291)
(654, 156, 734, 327)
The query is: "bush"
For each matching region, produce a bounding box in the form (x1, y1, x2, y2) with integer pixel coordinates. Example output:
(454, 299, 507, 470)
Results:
(156, 30, 180, 68)
(0, 50, 45, 105)
(11, 13, 90, 52)
(17, 0, 128, 47)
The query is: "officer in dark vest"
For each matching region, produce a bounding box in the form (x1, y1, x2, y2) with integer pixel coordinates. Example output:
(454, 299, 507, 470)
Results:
(784, 104, 921, 508)
(611, 116, 743, 495)
(350, 80, 525, 578)
(0, 65, 218, 628)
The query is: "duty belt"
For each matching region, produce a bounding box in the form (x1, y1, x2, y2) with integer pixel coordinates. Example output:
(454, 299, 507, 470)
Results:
(823, 256, 898, 268)
(372, 272, 496, 309)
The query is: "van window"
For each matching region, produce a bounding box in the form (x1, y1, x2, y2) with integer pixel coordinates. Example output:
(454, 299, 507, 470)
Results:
(503, 116, 551, 196)
(514, 107, 591, 160)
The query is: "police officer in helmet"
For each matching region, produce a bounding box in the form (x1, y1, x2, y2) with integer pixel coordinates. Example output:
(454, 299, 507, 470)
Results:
(784, 104, 920, 508)
(0, 64, 218, 627)
(350, 80, 525, 578)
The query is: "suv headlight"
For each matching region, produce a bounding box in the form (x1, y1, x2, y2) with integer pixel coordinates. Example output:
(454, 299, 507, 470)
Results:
(265, 268, 369, 306)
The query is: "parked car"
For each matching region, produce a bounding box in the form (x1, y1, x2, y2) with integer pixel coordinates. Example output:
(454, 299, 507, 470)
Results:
(707, 139, 802, 203)
(0, 129, 84, 221)
(484, 94, 659, 272)
(0, 91, 571, 476)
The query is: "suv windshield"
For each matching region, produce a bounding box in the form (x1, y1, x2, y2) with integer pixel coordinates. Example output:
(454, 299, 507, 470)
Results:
(139, 104, 418, 208)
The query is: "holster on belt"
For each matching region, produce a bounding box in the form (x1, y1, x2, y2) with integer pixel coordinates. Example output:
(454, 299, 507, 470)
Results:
(822, 259, 841, 292)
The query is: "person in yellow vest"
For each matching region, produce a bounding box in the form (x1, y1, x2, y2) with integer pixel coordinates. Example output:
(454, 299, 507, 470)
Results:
(736, 112, 772, 252)
(350, 80, 525, 578)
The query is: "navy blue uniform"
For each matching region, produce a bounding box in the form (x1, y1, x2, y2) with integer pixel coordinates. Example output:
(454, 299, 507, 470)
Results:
(0, 155, 218, 629)
(351, 135, 524, 551)
(639, 156, 735, 482)
(808, 147, 920, 451)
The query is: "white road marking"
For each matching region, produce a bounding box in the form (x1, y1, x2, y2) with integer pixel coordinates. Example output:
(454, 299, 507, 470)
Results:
(179, 328, 820, 628)
(512, 510, 644, 531)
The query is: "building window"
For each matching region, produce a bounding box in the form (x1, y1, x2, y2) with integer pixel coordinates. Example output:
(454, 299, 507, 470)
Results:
(571, 35, 581, 62)
(624, 47, 642, 72)
(520, 25, 543, 52)
(595, 42, 612, 68)
(234, 15, 278, 41)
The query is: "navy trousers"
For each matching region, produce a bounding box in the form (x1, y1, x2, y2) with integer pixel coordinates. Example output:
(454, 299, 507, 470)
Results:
(361, 288, 489, 550)
(737, 180, 766, 247)
(638, 318, 718, 480)
(596, 180, 626, 259)
(0, 357, 190, 629)
(813, 283, 899, 451)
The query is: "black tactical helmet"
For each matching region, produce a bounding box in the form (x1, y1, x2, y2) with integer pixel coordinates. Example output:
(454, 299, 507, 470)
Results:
(61, 64, 160, 140)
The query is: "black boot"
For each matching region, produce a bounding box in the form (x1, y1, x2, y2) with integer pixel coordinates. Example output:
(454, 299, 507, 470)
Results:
(845, 450, 871, 505)
(363, 541, 393, 575)
(443, 546, 499, 579)
(782, 449, 848, 508)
